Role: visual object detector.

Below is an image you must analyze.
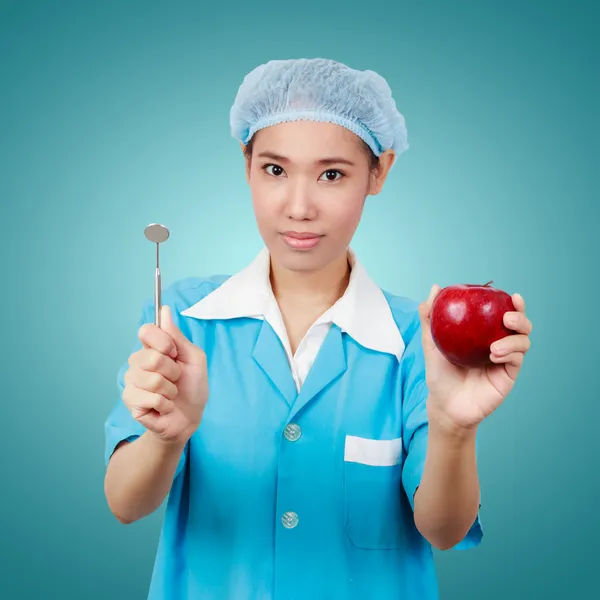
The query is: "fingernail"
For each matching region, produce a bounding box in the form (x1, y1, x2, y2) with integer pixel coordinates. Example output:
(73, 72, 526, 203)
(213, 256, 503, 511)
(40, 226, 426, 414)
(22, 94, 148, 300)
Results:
(493, 344, 506, 354)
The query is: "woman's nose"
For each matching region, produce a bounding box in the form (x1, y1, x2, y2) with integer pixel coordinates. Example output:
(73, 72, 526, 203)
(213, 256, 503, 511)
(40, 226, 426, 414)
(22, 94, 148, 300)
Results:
(284, 180, 317, 220)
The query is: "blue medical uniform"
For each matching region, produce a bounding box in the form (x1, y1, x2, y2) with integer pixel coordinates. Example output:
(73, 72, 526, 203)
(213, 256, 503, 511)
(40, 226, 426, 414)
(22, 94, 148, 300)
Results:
(105, 264, 482, 599)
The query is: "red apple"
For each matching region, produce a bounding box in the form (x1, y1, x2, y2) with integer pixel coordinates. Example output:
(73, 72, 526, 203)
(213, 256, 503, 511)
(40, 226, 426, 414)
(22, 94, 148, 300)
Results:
(430, 281, 515, 368)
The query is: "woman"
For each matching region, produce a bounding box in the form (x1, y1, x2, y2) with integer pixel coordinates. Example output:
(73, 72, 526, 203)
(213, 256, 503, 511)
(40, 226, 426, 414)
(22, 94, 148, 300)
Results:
(104, 58, 533, 600)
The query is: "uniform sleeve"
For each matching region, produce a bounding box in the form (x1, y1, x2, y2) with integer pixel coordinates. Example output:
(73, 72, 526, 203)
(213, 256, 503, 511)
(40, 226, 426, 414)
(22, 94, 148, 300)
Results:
(104, 302, 188, 480)
(400, 315, 482, 550)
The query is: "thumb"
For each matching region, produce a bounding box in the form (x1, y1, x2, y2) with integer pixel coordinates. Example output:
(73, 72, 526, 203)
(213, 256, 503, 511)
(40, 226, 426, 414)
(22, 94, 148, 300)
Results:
(160, 305, 204, 364)
(419, 284, 441, 353)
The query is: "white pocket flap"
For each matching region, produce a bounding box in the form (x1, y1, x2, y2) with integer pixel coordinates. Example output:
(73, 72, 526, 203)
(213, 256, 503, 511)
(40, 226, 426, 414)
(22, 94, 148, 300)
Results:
(344, 435, 403, 467)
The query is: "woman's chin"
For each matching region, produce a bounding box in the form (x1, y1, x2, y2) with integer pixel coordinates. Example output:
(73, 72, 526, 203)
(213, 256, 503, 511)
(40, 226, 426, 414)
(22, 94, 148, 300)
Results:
(270, 242, 327, 272)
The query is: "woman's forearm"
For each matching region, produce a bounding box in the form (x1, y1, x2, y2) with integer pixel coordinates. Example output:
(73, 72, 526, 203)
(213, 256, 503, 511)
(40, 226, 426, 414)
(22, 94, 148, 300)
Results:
(413, 407, 480, 550)
(104, 431, 187, 524)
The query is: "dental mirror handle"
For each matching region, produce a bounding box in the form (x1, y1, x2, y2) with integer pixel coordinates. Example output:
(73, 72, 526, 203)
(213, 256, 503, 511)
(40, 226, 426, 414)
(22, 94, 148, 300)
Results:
(144, 223, 169, 329)
(154, 244, 161, 327)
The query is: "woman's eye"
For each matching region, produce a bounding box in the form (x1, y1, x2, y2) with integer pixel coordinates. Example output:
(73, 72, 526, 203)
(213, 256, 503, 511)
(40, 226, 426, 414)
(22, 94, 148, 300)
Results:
(264, 164, 285, 177)
(319, 169, 344, 182)
(262, 164, 343, 181)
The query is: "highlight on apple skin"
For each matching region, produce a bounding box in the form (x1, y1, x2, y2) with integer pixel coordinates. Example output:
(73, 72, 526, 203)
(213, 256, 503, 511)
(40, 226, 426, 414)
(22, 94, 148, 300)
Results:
(430, 281, 516, 368)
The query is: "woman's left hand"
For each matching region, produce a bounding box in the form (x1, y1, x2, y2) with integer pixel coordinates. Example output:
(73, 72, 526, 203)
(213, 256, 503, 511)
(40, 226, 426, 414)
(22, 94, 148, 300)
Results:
(419, 285, 533, 432)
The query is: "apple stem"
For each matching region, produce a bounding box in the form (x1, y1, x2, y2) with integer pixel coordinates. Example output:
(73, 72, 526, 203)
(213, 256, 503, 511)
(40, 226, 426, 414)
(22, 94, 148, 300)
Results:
(483, 280, 494, 287)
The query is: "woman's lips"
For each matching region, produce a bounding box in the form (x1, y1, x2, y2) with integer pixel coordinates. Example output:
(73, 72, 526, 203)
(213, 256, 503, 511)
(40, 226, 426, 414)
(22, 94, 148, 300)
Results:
(280, 231, 323, 250)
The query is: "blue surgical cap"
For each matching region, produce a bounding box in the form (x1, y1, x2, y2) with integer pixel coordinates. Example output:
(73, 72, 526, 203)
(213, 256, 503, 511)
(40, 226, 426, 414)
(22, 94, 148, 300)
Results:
(230, 58, 409, 158)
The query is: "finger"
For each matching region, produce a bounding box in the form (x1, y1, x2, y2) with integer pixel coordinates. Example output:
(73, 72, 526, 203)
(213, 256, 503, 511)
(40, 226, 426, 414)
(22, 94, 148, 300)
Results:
(491, 334, 531, 356)
(503, 312, 533, 335)
(123, 385, 175, 416)
(135, 409, 163, 433)
(138, 323, 178, 359)
(127, 366, 179, 401)
(489, 351, 524, 367)
(512, 293, 526, 313)
(133, 348, 182, 384)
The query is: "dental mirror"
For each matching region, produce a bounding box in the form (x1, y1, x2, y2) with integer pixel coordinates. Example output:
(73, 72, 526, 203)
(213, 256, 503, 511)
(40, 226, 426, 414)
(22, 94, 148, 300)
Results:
(144, 223, 170, 327)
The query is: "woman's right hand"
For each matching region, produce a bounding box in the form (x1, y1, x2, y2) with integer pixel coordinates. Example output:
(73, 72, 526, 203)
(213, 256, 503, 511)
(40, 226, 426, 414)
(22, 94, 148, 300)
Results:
(122, 305, 209, 446)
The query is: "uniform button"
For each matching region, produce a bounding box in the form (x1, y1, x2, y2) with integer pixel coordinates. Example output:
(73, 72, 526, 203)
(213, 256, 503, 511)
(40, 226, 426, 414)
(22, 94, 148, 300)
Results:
(284, 423, 302, 442)
(281, 511, 299, 529)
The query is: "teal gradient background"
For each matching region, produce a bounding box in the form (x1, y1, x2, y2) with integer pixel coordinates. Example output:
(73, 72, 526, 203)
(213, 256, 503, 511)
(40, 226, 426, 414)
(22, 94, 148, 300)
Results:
(1, 0, 597, 598)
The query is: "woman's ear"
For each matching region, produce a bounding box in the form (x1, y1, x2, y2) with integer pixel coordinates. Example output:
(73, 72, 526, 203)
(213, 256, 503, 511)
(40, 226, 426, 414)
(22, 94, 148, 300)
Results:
(369, 149, 396, 195)
(241, 142, 251, 182)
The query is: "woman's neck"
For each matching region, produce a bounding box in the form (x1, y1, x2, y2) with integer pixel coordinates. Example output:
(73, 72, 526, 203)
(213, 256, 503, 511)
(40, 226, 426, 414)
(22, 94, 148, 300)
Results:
(270, 251, 351, 310)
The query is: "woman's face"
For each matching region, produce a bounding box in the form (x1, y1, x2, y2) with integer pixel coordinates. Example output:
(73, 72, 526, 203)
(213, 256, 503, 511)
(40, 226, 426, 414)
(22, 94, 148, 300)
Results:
(243, 121, 393, 273)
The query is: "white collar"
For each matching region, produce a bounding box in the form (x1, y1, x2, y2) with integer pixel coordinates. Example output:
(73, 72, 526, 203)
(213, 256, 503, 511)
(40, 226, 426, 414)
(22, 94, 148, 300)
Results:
(180, 247, 405, 361)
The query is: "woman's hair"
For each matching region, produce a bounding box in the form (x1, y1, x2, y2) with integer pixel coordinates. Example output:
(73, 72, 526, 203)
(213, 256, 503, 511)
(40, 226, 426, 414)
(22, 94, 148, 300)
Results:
(243, 133, 380, 172)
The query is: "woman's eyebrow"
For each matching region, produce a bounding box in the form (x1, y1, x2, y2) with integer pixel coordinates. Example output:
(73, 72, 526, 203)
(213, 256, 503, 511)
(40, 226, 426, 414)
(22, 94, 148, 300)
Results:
(256, 151, 355, 167)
